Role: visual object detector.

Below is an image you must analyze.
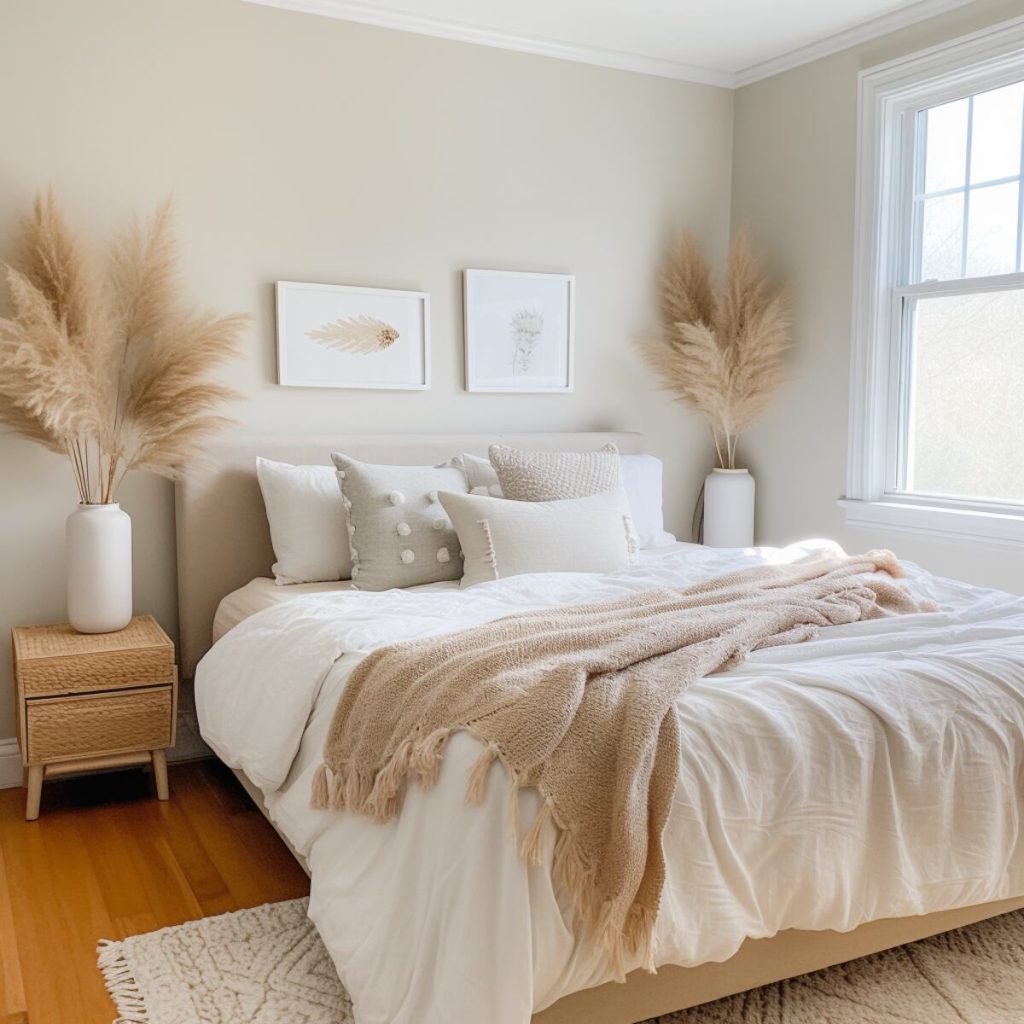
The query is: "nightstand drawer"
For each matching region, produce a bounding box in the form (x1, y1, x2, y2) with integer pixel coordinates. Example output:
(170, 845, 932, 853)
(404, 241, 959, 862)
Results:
(14, 616, 175, 697)
(25, 686, 173, 763)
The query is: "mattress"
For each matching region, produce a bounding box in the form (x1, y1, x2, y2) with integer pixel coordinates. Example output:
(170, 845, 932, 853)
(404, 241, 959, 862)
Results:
(195, 541, 1024, 1024)
(213, 578, 356, 642)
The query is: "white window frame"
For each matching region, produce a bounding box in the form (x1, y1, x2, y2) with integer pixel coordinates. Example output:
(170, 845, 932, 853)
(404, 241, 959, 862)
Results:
(843, 15, 1024, 547)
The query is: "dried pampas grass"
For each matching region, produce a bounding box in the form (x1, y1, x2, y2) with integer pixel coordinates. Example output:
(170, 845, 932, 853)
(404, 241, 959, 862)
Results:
(0, 190, 248, 503)
(639, 231, 790, 469)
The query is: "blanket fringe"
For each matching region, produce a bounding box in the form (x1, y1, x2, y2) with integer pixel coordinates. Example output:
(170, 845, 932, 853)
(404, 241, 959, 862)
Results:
(344, 768, 375, 810)
(465, 742, 499, 805)
(520, 802, 553, 866)
(328, 765, 345, 807)
(311, 763, 330, 809)
(366, 737, 415, 820)
(552, 825, 599, 920)
(506, 776, 522, 842)
(411, 728, 452, 789)
(97, 939, 150, 1023)
(593, 901, 658, 981)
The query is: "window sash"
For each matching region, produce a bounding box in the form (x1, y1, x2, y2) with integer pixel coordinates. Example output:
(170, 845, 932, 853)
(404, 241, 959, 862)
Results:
(910, 85, 1024, 282)
(886, 272, 1024, 511)
(846, 18, 1024, 529)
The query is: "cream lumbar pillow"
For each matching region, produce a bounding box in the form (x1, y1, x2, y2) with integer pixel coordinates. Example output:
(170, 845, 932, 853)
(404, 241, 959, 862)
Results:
(439, 488, 638, 588)
(331, 453, 468, 590)
(488, 443, 621, 501)
(256, 457, 353, 585)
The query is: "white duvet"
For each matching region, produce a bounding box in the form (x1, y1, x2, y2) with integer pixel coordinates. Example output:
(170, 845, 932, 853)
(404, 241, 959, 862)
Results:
(195, 541, 1024, 1024)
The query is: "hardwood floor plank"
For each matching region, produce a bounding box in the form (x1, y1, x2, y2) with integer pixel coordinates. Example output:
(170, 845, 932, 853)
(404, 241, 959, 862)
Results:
(176, 764, 309, 909)
(0, 809, 27, 1021)
(0, 761, 311, 1024)
(0, 800, 111, 1022)
(150, 791, 236, 918)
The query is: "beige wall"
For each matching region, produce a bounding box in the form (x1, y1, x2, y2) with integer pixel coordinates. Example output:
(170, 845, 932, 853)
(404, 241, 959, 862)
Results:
(731, 0, 1024, 594)
(0, 0, 734, 742)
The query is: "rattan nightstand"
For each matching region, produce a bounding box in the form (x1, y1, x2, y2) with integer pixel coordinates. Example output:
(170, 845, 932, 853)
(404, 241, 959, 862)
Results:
(11, 615, 178, 820)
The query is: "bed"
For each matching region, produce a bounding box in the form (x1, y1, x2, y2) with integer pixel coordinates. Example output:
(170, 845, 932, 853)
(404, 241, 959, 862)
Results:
(177, 433, 1024, 1024)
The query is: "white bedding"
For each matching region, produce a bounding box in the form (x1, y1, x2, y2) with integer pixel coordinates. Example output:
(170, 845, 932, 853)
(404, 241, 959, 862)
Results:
(211, 544, 701, 640)
(196, 541, 1024, 1024)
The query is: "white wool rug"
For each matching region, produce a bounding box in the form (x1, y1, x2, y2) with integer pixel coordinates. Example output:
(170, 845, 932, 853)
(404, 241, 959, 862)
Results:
(98, 899, 1024, 1023)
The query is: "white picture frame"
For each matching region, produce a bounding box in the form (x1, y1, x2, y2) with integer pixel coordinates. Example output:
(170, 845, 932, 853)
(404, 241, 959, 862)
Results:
(463, 269, 575, 393)
(276, 281, 430, 390)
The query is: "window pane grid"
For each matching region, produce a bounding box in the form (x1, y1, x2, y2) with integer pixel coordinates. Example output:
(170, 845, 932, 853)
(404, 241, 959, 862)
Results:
(912, 80, 1024, 282)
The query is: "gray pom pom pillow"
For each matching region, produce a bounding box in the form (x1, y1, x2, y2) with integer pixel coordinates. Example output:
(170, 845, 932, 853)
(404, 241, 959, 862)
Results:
(331, 454, 468, 590)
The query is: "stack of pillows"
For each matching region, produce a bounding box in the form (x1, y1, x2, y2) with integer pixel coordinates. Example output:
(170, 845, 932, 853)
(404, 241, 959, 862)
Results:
(256, 444, 675, 591)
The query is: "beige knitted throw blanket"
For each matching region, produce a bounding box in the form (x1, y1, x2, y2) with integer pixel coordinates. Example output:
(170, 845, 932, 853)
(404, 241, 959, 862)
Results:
(312, 550, 933, 971)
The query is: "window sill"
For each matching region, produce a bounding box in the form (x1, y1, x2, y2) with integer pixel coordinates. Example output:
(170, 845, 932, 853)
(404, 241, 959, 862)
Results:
(838, 498, 1024, 547)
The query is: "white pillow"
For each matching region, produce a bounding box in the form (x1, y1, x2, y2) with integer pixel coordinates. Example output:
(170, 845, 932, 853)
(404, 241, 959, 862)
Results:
(256, 457, 353, 585)
(451, 452, 675, 548)
(439, 488, 638, 588)
(618, 454, 676, 548)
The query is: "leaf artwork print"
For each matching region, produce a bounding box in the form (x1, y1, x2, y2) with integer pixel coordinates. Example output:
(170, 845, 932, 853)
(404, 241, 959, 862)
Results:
(308, 315, 400, 355)
(510, 307, 543, 375)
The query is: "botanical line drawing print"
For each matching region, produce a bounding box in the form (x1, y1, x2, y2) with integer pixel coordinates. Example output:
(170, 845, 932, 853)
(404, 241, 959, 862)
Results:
(510, 307, 544, 375)
(307, 315, 400, 355)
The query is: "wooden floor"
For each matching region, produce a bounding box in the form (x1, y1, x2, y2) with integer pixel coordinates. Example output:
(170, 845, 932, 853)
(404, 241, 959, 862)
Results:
(0, 760, 310, 1024)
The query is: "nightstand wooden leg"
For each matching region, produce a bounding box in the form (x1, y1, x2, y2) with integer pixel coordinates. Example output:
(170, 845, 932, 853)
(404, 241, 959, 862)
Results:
(151, 750, 169, 800)
(25, 766, 44, 821)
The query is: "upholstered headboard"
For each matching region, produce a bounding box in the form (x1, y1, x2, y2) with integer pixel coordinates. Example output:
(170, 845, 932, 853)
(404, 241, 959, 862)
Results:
(175, 432, 642, 676)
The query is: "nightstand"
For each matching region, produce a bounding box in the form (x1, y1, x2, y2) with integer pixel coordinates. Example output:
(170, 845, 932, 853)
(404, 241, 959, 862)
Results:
(11, 615, 177, 821)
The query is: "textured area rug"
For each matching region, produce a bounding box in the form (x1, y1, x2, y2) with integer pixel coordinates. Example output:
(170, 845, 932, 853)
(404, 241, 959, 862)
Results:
(98, 899, 1024, 1023)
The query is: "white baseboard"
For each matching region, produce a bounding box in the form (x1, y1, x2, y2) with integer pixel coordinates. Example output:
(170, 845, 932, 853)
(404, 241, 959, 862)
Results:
(0, 739, 21, 790)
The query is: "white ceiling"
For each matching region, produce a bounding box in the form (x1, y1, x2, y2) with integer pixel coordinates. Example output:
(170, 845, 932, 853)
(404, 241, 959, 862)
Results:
(243, 0, 979, 86)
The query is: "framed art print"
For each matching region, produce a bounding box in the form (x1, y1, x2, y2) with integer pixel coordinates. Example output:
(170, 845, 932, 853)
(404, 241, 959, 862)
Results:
(276, 281, 429, 390)
(463, 269, 574, 393)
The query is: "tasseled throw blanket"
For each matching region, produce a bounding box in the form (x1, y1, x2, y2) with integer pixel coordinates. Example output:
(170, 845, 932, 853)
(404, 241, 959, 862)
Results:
(312, 550, 934, 972)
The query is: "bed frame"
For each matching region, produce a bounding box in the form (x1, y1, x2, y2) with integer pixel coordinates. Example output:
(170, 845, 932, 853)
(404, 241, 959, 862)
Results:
(175, 432, 1024, 1024)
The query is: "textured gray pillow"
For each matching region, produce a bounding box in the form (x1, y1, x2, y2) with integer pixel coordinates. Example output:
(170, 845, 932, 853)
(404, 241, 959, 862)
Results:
(488, 443, 621, 502)
(331, 454, 468, 590)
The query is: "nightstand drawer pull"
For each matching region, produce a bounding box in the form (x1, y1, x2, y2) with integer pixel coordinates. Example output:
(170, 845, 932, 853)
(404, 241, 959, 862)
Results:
(26, 686, 173, 763)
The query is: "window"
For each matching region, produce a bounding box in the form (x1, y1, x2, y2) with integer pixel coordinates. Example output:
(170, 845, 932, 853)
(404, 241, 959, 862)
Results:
(845, 18, 1024, 544)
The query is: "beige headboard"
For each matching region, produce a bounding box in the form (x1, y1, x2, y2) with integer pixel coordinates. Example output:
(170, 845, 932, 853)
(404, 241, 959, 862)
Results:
(175, 432, 642, 676)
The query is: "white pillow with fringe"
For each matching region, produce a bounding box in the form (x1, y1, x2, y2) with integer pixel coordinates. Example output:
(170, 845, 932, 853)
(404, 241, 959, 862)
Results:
(439, 488, 638, 588)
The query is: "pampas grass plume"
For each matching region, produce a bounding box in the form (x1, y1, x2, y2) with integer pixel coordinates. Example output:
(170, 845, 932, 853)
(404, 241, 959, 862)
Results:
(0, 191, 248, 503)
(638, 230, 790, 468)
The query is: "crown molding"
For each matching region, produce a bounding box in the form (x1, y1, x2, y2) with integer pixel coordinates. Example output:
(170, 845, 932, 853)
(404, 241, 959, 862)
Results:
(240, 0, 734, 87)
(733, 0, 979, 86)
(243, 0, 991, 90)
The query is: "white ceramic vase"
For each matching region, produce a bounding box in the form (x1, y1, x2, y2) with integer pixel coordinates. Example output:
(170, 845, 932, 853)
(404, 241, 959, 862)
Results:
(66, 503, 133, 634)
(703, 468, 755, 548)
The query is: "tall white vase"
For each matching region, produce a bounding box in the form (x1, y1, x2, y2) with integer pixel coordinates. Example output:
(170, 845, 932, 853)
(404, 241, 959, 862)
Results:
(66, 503, 133, 634)
(703, 468, 755, 548)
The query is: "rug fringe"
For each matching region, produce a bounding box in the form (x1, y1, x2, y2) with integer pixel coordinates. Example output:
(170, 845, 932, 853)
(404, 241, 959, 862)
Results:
(97, 939, 150, 1023)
